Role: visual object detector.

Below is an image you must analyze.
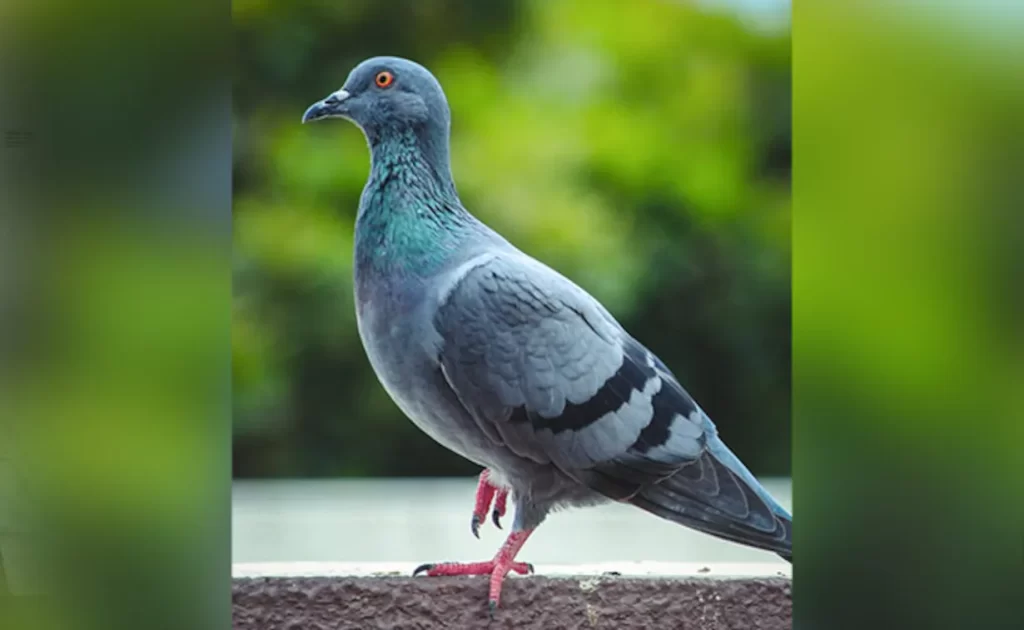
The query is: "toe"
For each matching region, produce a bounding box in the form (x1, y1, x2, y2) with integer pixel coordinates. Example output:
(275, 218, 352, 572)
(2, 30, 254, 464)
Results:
(508, 562, 533, 575)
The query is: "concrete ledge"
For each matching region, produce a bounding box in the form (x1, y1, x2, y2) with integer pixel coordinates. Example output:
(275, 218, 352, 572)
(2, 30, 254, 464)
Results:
(232, 564, 791, 629)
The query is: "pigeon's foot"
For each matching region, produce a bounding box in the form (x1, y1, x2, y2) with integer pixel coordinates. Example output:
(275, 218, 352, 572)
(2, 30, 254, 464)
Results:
(470, 468, 509, 538)
(413, 529, 534, 614)
(411, 560, 533, 578)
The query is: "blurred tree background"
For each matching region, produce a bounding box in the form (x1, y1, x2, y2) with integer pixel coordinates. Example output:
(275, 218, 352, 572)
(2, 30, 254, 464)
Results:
(232, 0, 791, 478)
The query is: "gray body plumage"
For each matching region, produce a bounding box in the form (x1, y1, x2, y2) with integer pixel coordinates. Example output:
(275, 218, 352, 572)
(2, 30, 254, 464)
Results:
(309, 56, 792, 559)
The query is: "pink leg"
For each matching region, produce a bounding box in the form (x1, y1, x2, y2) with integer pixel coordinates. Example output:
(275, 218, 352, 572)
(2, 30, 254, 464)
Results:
(487, 529, 532, 610)
(413, 529, 535, 615)
(471, 469, 496, 538)
(471, 468, 510, 537)
(492, 487, 508, 529)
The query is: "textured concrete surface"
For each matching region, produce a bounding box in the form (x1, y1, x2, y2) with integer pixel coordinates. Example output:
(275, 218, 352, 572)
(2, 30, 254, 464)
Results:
(232, 575, 792, 630)
(233, 480, 793, 628)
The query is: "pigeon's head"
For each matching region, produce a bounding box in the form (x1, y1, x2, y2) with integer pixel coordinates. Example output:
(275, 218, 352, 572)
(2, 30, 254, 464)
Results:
(302, 56, 450, 139)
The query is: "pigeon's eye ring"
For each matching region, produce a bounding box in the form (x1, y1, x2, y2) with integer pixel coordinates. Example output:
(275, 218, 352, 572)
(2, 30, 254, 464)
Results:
(375, 71, 395, 89)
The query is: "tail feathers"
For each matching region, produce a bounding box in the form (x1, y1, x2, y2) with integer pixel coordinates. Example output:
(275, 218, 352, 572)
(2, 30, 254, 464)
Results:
(632, 476, 792, 557)
(578, 433, 792, 558)
(618, 448, 793, 557)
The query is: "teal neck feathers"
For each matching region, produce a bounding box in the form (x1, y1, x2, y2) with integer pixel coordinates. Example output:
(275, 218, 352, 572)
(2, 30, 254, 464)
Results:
(355, 128, 475, 277)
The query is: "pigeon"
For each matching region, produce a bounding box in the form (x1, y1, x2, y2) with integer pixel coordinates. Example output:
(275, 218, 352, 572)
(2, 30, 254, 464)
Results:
(303, 56, 792, 614)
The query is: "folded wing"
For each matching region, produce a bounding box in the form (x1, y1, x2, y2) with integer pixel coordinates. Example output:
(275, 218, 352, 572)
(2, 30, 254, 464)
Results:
(434, 253, 791, 555)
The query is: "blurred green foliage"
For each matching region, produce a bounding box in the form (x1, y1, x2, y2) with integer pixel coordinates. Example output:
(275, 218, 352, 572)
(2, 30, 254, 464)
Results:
(233, 0, 791, 478)
(794, 2, 1024, 629)
(3, 0, 231, 625)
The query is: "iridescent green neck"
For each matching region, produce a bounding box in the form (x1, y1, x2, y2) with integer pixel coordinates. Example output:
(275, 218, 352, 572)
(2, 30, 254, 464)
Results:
(355, 128, 474, 276)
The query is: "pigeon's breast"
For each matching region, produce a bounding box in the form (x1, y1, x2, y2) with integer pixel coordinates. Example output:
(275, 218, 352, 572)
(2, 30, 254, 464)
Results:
(353, 266, 491, 464)
(353, 267, 431, 390)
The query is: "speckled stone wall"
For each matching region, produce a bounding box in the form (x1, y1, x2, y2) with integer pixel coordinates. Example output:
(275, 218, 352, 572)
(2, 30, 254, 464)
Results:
(233, 575, 792, 629)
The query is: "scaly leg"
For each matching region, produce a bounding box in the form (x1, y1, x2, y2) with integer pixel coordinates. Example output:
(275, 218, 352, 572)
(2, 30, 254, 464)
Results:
(413, 529, 535, 615)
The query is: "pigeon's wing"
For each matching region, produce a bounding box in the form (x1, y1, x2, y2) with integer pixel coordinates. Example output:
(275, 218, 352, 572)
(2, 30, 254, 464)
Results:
(434, 253, 791, 555)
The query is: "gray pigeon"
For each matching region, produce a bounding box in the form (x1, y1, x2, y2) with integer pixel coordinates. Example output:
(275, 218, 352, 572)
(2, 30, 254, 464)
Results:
(303, 56, 792, 613)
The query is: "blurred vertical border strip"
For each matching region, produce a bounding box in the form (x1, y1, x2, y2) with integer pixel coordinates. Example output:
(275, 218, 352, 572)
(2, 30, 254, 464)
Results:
(1, 0, 233, 629)
(795, 1, 1024, 629)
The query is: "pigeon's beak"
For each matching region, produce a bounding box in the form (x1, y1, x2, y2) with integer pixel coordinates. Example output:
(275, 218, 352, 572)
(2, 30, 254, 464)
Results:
(302, 89, 351, 123)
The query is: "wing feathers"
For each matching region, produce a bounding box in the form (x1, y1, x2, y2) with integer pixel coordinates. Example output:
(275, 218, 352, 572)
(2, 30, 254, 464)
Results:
(434, 253, 791, 557)
(510, 340, 654, 435)
(630, 378, 701, 454)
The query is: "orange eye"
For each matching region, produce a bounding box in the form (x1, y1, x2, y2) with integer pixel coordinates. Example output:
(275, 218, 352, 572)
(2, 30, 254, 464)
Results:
(374, 71, 394, 88)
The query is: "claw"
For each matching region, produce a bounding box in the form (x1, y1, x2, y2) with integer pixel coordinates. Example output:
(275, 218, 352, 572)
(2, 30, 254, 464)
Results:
(412, 563, 434, 577)
(488, 599, 498, 620)
(526, 563, 535, 574)
(471, 514, 483, 539)
(492, 488, 508, 531)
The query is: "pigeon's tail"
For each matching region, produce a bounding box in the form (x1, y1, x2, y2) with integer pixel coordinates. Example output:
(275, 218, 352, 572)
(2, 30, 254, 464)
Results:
(629, 473, 792, 558)
(622, 439, 793, 559)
